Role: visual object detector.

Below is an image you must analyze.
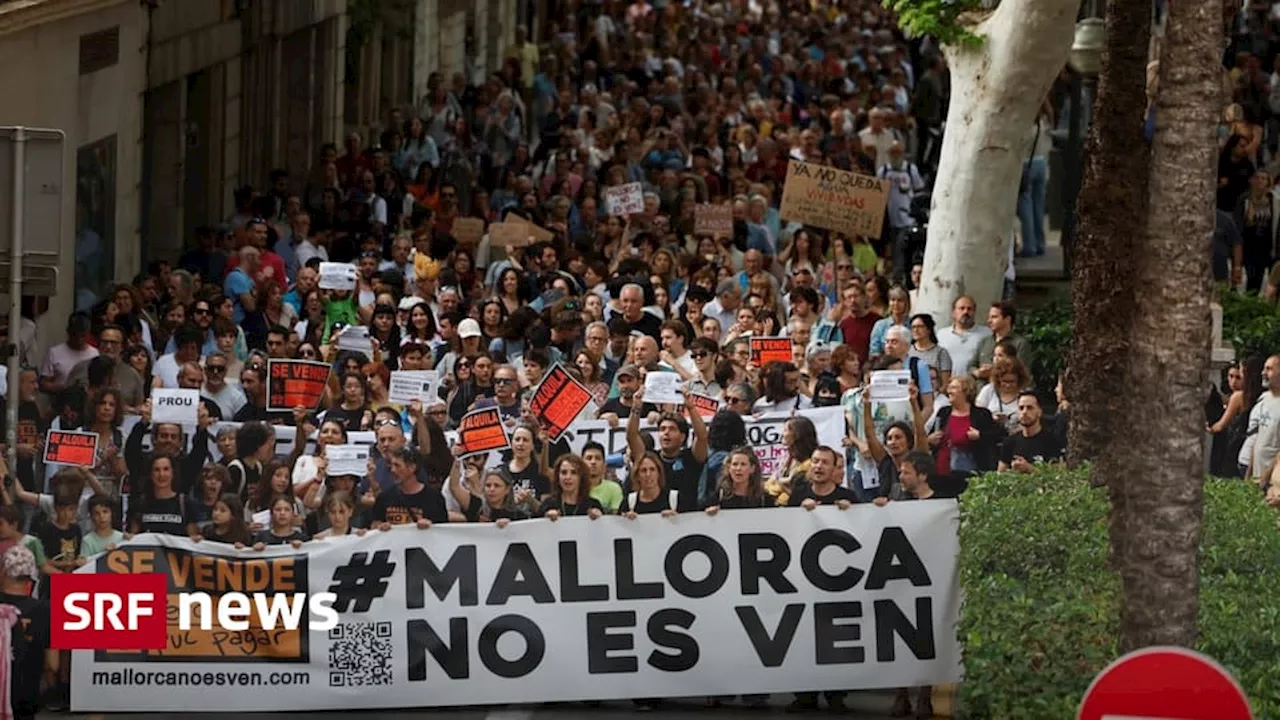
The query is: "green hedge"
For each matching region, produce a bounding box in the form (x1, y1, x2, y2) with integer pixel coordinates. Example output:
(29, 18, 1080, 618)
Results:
(958, 469, 1280, 719)
(1018, 289, 1280, 396)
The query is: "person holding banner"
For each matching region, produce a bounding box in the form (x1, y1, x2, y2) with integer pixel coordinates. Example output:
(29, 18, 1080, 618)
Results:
(787, 445, 855, 712)
(372, 446, 448, 528)
(310, 492, 367, 539)
(540, 455, 604, 520)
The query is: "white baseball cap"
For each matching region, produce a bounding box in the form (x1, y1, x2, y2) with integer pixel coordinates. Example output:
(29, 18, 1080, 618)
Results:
(458, 319, 482, 339)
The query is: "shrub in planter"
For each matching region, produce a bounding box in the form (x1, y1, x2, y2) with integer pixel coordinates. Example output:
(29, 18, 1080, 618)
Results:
(957, 468, 1280, 719)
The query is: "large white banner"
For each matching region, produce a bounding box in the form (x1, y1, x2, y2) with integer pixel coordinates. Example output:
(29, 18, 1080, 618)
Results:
(71, 502, 962, 712)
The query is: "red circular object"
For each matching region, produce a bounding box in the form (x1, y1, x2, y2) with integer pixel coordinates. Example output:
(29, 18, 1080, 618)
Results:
(1078, 647, 1253, 720)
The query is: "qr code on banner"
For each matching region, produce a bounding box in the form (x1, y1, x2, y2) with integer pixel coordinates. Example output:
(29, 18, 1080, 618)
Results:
(328, 622, 393, 687)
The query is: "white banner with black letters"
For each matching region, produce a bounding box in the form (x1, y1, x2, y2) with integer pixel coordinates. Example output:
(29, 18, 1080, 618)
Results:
(71, 502, 960, 711)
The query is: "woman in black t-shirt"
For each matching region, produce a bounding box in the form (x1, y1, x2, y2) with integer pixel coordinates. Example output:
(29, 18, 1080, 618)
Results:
(446, 451, 528, 525)
(505, 425, 551, 513)
(702, 446, 769, 709)
(129, 453, 198, 537)
(542, 455, 604, 520)
(703, 447, 772, 513)
(620, 452, 679, 517)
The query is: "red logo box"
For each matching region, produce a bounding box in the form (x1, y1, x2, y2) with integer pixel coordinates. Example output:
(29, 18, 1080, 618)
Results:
(50, 573, 167, 650)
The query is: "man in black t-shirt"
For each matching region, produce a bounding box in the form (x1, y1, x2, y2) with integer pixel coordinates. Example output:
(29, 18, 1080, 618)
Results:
(998, 392, 1065, 473)
(787, 446, 853, 712)
(372, 447, 449, 527)
(626, 391, 707, 512)
(0, 545, 55, 719)
(789, 446, 857, 509)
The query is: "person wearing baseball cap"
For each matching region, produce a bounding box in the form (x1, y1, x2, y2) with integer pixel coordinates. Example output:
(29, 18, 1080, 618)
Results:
(595, 364, 656, 424)
(0, 545, 56, 718)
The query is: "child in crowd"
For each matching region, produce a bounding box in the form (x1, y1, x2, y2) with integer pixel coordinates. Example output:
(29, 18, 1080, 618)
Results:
(253, 497, 308, 548)
(77, 494, 125, 560)
(0, 504, 43, 597)
(37, 488, 82, 580)
(201, 494, 251, 546)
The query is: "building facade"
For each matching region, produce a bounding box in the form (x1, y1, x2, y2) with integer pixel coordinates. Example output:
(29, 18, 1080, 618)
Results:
(0, 0, 513, 359)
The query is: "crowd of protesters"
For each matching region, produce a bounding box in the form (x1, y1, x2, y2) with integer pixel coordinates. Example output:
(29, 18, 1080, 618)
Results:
(0, 0, 1149, 714)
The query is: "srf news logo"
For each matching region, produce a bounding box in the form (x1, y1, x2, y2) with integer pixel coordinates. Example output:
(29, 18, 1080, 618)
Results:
(50, 574, 339, 650)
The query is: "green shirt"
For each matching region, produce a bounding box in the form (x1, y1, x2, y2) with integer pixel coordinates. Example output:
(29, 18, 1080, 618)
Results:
(80, 529, 124, 558)
(590, 479, 624, 513)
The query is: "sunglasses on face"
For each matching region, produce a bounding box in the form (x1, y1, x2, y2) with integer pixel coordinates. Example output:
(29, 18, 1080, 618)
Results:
(193, 308, 211, 316)
(207, 365, 227, 374)
(494, 378, 515, 385)
(691, 351, 711, 359)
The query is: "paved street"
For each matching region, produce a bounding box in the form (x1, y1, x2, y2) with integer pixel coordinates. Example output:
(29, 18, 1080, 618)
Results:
(48, 693, 909, 718)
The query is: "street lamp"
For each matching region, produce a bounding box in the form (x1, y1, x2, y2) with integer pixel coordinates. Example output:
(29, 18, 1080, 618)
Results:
(1061, 15, 1105, 278)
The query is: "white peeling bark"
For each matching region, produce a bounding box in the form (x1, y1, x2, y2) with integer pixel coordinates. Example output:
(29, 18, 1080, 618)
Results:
(915, 0, 1081, 323)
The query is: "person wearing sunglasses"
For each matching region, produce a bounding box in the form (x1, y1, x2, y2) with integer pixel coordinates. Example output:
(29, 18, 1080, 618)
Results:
(472, 365, 523, 425)
(200, 352, 247, 421)
(685, 337, 722, 397)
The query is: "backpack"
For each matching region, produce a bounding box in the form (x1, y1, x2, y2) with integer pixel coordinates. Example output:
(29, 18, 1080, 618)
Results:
(628, 490, 678, 512)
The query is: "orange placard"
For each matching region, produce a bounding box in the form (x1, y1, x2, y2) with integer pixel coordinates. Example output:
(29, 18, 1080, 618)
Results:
(267, 360, 331, 412)
(456, 407, 510, 457)
(44, 429, 98, 467)
(686, 393, 722, 419)
(529, 364, 593, 441)
(97, 547, 309, 663)
(750, 336, 793, 368)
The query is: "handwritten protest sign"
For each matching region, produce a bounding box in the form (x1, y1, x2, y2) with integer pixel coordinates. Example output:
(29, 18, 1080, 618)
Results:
(451, 217, 485, 246)
(750, 336, 793, 368)
(507, 215, 555, 243)
(489, 222, 533, 248)
(44, 429, 98, 467)
(694, 204, 734, 238)
(152, 389, 199, 426)
(317, 262, 357, 291)
(529, 364, 594, 441)
(267, 360, 331, 412)
(643, 371, 684, 405)
(388, 370, 440, 405)
(456, 407, 511, 458)
(605, 182, 644, 217)
(779, 160, 889, 237)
